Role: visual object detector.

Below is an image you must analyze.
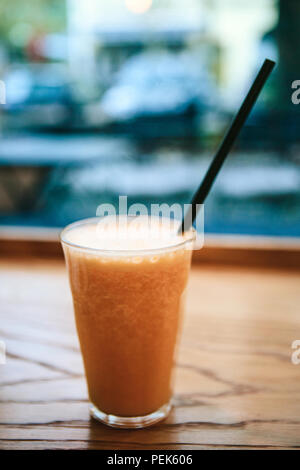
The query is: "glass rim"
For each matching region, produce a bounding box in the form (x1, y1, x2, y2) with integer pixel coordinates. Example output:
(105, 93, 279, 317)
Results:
(60, 216, 196, 256)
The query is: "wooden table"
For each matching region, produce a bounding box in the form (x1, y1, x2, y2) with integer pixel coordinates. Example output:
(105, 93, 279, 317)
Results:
(1, 258, 300, 449)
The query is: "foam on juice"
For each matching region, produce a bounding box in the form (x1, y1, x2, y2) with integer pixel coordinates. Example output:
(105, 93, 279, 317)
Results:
(63, 216, 191, 253)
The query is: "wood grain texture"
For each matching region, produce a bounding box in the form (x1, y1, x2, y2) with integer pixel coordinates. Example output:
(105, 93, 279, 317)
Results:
(0, 259, 300, 449)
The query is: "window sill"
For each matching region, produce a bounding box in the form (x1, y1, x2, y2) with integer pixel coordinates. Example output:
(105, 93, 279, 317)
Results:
(1, 226, 300, 270)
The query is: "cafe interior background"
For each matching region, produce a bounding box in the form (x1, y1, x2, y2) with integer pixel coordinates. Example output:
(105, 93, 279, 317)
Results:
(0, 0, 299, 237)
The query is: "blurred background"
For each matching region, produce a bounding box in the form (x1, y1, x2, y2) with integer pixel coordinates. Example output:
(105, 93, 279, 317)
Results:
(0, 0, 299, 237)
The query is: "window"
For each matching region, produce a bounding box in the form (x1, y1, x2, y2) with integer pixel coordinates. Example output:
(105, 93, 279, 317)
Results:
(0, 0, 299, 238)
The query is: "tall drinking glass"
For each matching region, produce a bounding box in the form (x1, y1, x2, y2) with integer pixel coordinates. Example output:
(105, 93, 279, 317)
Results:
(61, 216, 195, 428)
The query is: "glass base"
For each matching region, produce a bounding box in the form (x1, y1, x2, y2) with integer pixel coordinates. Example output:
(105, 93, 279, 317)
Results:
(90, 401, 172, 429)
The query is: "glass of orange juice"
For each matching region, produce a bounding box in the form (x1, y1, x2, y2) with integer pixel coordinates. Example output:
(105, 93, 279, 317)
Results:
(61, 216, 194, 428)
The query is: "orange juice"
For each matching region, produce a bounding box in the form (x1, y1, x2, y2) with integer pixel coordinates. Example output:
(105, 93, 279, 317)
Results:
(61, 216, 194, 428)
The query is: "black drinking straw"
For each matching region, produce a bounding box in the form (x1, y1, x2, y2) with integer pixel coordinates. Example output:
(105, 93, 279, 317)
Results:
(179, 58, 275, 234)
